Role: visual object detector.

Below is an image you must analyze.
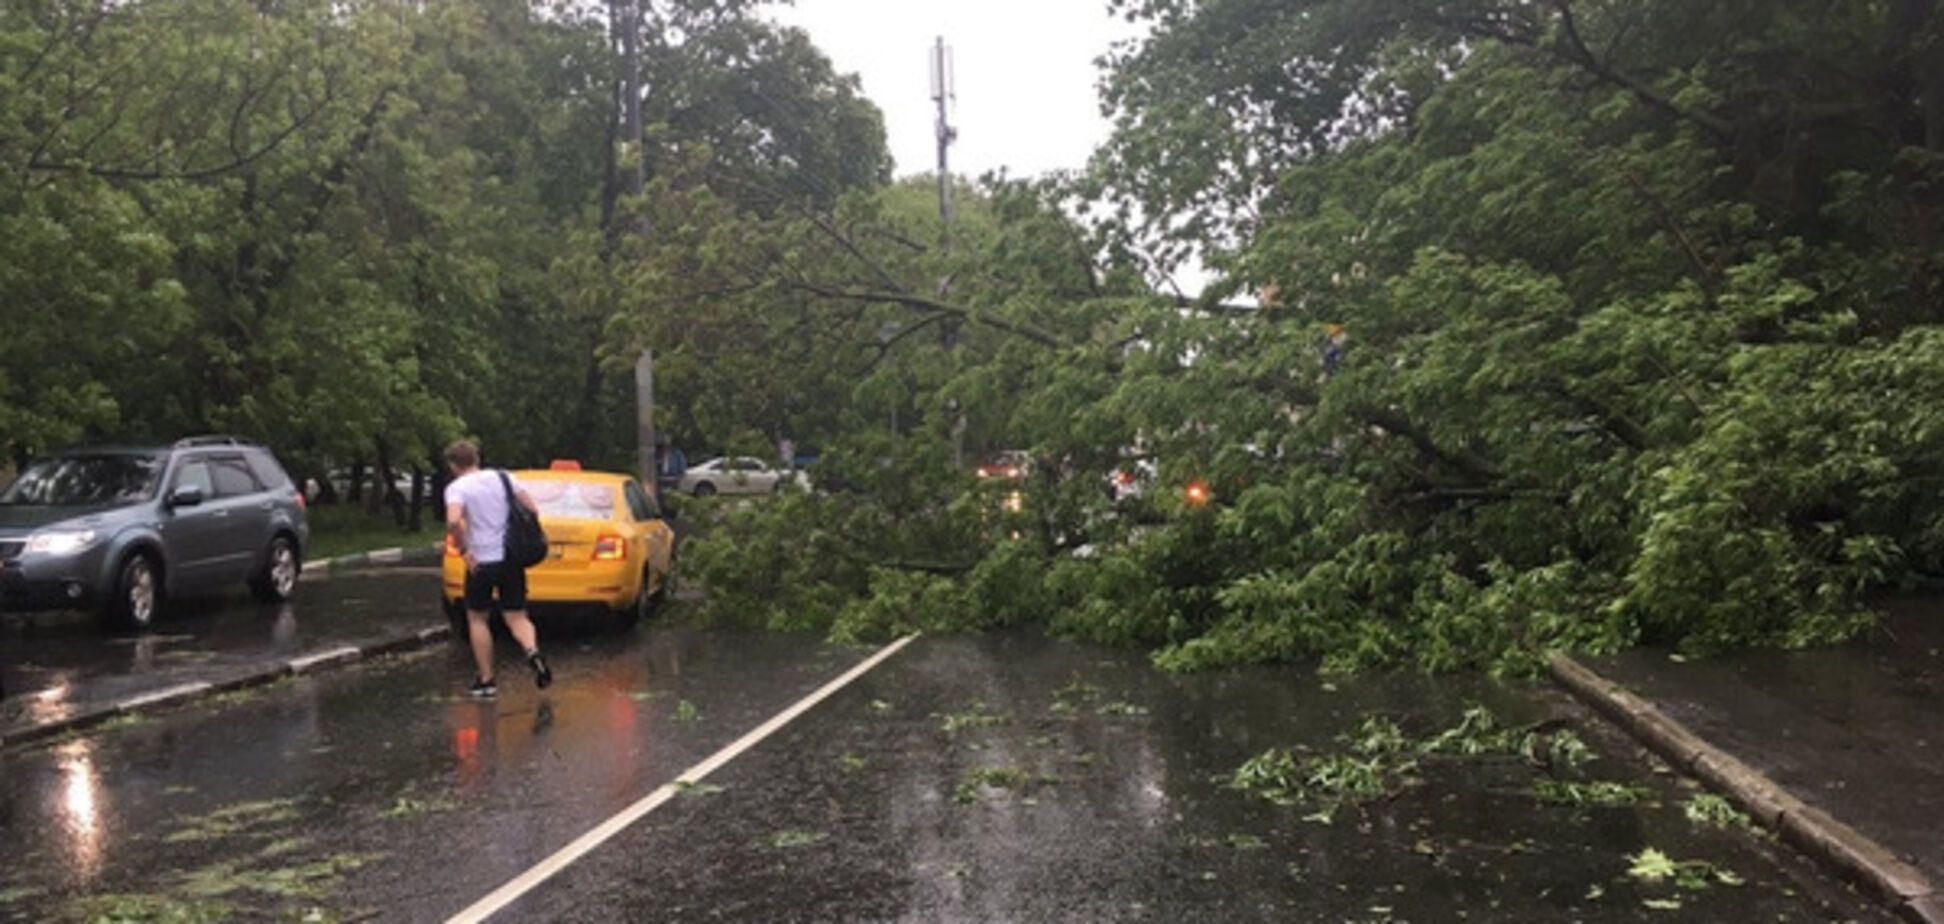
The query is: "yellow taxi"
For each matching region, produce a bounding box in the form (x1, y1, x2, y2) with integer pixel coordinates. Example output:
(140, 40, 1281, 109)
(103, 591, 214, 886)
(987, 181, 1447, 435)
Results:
(442, 462, 676, 628)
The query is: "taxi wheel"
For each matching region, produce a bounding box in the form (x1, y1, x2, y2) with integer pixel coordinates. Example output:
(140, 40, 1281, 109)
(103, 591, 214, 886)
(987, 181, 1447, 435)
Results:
(617, 577, 651, 630)
(651, 562, 675, 607)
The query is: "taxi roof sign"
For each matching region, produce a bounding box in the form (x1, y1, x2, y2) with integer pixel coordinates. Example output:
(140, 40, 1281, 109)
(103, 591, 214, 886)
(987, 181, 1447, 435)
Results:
(549, 459, 583, 471)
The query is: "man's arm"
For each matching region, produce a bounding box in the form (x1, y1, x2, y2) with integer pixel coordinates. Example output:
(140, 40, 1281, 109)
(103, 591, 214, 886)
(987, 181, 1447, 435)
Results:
(515, 488, 539, 515)
(446, 501, 472, 568)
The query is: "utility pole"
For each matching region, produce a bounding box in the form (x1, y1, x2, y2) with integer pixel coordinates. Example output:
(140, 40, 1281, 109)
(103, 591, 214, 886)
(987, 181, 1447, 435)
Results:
(930, 36, 957, 245)
(931, 37, 967, 469)
(635, 350, 656, 496)
(617, 2, 653, 498)
(619, 0, 644, 205)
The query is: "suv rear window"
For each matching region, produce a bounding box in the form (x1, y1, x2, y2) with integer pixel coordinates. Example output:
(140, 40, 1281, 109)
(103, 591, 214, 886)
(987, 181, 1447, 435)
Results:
(1, 454, 163, 506)
(210, 455, 263, 497)
(244, 449, 293, 490)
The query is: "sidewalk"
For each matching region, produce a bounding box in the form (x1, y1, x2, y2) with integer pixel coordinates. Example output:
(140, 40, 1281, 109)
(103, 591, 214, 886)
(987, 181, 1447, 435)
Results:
(1565, 596, 1944, 920)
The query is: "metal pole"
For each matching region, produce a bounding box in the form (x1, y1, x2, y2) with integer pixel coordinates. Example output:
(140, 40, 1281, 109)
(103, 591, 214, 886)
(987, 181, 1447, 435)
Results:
(635, 349, 656, 495)
(931, 37, 956, 242)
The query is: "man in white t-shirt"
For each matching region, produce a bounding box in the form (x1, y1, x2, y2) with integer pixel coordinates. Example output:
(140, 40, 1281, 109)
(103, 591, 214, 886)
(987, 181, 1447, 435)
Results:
(444, 440, 551, 698)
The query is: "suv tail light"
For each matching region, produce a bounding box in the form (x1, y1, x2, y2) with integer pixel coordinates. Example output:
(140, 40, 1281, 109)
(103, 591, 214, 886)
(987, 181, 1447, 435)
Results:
(592, 535, 627, 561)
(294, 489, 307, 511)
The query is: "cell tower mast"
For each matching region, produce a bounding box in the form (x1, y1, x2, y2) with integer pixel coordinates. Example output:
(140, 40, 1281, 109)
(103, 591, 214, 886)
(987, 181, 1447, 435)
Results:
(930, 36, 957, 239)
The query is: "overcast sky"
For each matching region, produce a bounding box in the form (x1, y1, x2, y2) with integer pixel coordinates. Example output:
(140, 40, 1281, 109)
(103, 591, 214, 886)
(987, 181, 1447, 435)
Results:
(767, 0, 1139, 180)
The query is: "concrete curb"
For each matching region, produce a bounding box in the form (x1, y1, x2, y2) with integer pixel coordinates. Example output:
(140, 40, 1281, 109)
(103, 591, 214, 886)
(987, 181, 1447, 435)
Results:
(308, 542, 442, 572)
(1548, 652, 1942, 923)
(0, 621, 453, 751)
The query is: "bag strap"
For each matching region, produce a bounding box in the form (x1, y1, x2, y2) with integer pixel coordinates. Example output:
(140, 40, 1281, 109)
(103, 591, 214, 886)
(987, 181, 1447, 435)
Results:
(496, 470, 517, 508)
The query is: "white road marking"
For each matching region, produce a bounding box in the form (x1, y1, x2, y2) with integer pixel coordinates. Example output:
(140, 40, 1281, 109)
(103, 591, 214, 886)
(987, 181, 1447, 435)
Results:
(445, 633, 920, 924)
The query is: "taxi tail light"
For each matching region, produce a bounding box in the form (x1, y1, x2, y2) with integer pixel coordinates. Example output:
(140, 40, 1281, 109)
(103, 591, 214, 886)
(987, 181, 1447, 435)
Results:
(592, 534, 627, 561)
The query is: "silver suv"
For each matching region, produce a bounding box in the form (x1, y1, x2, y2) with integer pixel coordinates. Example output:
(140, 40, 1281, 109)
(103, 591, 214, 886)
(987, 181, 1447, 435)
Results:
(0, 436, 309, 630)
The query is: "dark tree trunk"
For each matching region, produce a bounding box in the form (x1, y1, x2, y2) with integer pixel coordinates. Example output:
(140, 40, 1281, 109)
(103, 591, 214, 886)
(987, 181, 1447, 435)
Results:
(374, 441, 407, 527)
(313, 473, 339, 506)
(568, 342, 604, 462)
(429, 452, 450, 512)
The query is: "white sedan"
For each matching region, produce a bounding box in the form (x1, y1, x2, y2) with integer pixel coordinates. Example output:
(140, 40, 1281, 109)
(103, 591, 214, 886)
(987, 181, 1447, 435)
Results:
(677, 457, 786, 496)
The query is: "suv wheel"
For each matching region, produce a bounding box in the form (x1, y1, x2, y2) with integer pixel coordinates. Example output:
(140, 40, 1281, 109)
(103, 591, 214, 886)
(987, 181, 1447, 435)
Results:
(250, 536, 301, 603)
(108, 554, 160, 631)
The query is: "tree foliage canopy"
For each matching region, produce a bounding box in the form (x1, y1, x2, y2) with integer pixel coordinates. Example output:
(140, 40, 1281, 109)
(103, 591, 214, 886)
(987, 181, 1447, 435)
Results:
(681, 0, 1944, 674)
(0, 0, 884, 482)
(7, 0, 1941, 672)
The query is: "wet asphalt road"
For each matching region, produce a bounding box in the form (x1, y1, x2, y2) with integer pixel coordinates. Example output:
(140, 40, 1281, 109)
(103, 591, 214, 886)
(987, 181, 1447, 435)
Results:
(0, 568, 449, 735)
(0, 569, 1893, 922)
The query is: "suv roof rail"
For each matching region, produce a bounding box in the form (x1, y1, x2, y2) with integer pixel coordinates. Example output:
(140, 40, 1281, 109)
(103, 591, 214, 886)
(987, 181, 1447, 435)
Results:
(173, 435, 258, 449)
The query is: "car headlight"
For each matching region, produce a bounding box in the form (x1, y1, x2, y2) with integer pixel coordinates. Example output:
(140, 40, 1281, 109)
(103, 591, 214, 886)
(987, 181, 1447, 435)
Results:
(25, 529, 98, 556)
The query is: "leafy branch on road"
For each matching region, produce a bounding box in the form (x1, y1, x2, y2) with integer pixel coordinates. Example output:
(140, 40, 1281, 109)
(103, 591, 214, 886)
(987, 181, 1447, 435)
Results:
(1230, 707, 1608, 821)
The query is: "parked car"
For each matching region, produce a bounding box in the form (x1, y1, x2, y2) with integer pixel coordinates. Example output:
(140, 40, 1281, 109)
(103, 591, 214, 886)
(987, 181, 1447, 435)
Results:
(0, 436, 309, 630)
(442, 462, 675, 630)
(677, 457, 785, 496)
(324, 468, 415, 501)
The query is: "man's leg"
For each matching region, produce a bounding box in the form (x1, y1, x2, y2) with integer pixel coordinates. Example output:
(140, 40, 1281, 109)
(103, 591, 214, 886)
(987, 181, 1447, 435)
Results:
(498, 566, 551, 688)
(463, 565, 497, 685)
(467, 609, 496, 681)
(502, 609, 539, 655)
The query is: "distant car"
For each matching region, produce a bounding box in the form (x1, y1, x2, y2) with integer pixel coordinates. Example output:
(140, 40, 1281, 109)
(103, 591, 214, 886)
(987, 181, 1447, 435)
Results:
(325, 468, 415, 500)
(976, 451, 1030, 481)
(677, 457, 785, 496)
(442, 463, 675, 630)
(0, 436, 309, 631)
(1108, 458, 1159, 502)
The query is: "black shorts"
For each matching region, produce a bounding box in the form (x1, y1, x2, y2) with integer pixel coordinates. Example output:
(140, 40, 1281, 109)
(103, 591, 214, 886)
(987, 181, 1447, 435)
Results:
(463, 561, 529, 611)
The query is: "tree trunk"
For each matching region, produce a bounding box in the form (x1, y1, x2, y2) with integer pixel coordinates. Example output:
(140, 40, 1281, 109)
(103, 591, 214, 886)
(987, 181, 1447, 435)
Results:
(605, 0, 646, 242)
(619, 0, 644, 203)
(428, 452, 451, 530)
(373, 440, 400, 523)
(568, 341, 605, 462)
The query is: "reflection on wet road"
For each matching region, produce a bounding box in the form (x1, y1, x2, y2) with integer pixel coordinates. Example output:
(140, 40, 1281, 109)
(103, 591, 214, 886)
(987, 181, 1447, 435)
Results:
(0, 568, 447, 733)
(0, 617, 870, 922)
(0, 609, 1894, 922)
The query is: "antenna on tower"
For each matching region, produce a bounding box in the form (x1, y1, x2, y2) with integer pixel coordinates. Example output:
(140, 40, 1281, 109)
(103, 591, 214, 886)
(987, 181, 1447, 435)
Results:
(931, 36, 958, 235)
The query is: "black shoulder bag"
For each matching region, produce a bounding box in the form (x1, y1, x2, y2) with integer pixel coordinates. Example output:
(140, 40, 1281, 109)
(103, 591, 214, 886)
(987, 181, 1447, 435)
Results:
(498, 470, 549, 568)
